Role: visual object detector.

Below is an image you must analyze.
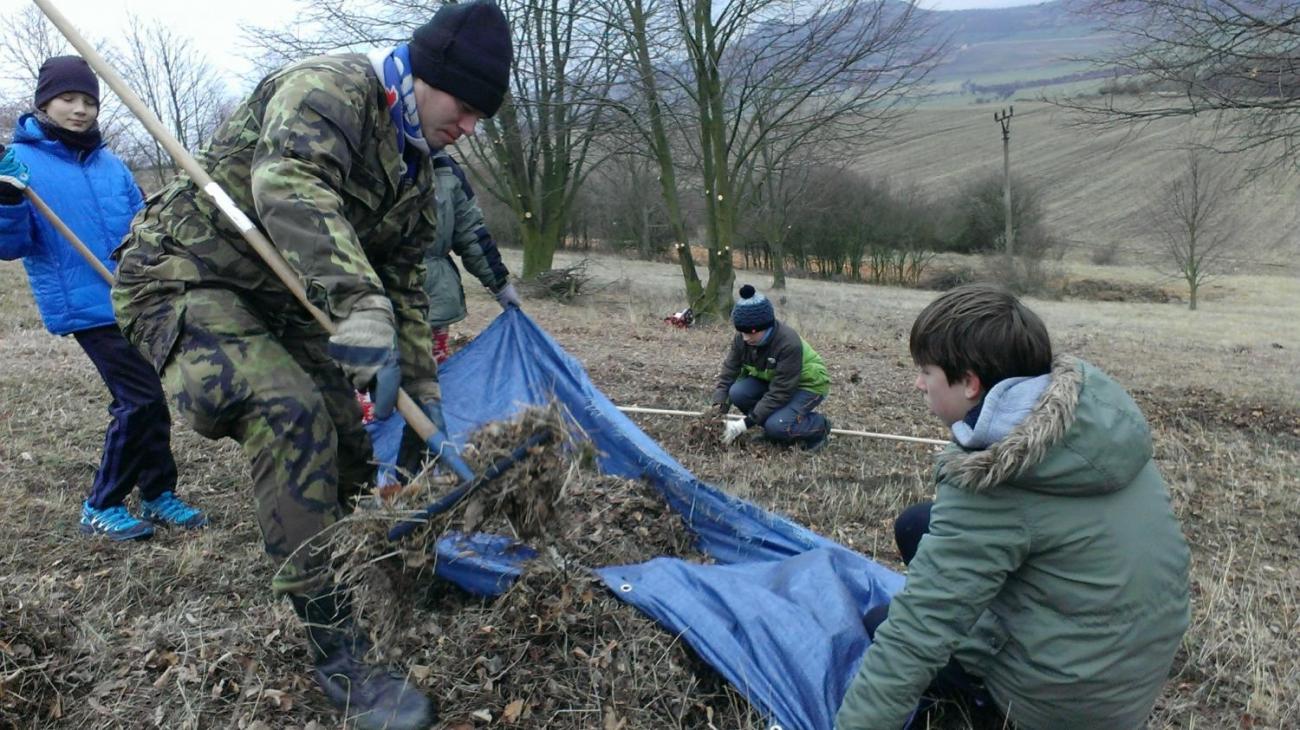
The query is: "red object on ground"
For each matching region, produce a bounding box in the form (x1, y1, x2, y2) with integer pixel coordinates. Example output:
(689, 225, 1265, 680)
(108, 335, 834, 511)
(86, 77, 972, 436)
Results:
(664, 308, 694, 329)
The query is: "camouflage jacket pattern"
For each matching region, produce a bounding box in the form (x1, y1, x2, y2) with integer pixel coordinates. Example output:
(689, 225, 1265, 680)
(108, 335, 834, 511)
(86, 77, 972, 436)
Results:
(114, 54, 438, 393)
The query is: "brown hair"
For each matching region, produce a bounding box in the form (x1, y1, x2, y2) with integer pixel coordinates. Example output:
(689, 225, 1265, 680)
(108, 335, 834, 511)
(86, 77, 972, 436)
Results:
(909, 283, 1052, 391)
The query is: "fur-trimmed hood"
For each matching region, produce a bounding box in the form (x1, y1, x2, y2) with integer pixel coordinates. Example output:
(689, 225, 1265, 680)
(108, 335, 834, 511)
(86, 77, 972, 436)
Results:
(937, 355, 1155, 494)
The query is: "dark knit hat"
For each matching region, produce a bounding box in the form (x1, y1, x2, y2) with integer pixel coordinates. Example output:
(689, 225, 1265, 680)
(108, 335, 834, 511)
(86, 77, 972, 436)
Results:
(732, 284, 775, 333)
(34, 56, 99, 110)
(410, 1, 512, 118)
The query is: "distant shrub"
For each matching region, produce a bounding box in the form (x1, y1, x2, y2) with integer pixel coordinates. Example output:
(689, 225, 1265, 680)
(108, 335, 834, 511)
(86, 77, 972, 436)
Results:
(983, 253, 1063, 298)
(572, 153, 678, 259)
(1089, 241, 1123, 266)
(774, 166, 944, 286)
(921, 264, 980, 291)
(944, 174, 1053, 258)
(1098, 77, 1149, 96)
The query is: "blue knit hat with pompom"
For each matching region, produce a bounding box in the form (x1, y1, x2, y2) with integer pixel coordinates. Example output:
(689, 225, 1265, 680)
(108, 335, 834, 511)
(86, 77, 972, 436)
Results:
(732, 284, 775, 332)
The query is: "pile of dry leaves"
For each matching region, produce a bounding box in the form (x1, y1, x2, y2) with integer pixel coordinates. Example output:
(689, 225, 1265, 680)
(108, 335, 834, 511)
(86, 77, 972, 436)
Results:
(320, 402, 766, 728)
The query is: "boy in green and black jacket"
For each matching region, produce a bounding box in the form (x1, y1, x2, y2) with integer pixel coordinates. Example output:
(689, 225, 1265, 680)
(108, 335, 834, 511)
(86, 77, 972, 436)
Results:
(712, 284, 831, 450)
(836, 284, 1191, 730)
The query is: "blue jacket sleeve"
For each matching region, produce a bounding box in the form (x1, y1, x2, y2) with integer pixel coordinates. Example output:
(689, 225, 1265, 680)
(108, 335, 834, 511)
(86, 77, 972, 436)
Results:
(0, 199, 36, 261)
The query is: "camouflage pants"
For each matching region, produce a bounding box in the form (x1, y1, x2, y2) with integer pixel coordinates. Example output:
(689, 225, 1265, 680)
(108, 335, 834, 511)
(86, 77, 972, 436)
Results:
(160, 287, 373, 597)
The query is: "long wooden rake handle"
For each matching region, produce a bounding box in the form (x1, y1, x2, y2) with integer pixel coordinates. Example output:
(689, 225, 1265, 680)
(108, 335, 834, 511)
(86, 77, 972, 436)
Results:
(616, 405, 948, 446)
(33, 0, 441, 443)
(23, 187, 114, 285)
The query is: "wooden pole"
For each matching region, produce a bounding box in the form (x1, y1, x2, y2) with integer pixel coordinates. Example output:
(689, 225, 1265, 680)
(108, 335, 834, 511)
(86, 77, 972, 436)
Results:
(995, 106, 1014, 256)
(616, 405, 947, 446)
(23, 187, 114, 284)
(32, 0, 439, 442)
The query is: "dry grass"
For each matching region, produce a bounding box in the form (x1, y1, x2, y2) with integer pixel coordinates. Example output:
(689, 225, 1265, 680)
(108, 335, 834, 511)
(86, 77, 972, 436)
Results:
(2, 249, 1297, 728)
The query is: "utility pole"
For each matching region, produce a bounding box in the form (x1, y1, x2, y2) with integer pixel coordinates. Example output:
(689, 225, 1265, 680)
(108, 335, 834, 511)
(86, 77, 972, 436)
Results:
(995, 106, 1014, 256)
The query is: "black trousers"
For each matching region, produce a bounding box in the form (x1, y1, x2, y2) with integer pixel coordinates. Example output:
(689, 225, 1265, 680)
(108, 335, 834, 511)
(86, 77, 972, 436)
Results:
(73, 325, 177, 508)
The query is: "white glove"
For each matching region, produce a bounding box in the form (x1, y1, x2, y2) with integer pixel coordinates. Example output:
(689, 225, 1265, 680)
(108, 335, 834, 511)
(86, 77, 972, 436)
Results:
(494, 282, 522, 310)
(721, 418, 748, 445)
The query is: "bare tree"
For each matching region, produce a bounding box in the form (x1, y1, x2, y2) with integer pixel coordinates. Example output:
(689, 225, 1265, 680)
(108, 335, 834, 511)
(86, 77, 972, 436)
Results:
(609, 0, 942, 318)
(604, 0, 704, 305)
(1065, 0, 1300, 173)
(1151, 149, 1237, 310)
(113, 16, 233, 185)
(0, 5, 72, 90)
(0, 96, 24, 146)
(466, 0, 619, 278)
(0, 6, 132, 142)
(742, 149, 819, 290)
(246, 0, 618, 278)
(587, 150, 675, 259)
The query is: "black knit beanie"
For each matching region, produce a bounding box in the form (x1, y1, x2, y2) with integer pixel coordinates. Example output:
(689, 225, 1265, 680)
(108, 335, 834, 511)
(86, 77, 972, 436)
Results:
(409, 1, 512, 118)
(732, 284, 776, 333)
(34, 56, 99, 110)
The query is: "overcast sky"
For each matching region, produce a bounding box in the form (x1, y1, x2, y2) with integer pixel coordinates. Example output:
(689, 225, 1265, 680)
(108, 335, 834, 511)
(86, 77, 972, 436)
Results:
(2, 0, 1047, 93)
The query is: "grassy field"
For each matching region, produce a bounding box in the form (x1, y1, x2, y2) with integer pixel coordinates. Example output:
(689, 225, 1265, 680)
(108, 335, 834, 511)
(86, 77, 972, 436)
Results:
(857, 101, 1300, 274)
(2, 250, 1297, 728)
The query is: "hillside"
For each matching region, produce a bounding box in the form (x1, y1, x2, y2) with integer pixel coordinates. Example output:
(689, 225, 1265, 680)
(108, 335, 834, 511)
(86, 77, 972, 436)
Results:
(922, 1, 1115, 101)
(858, 101, 1300, 273)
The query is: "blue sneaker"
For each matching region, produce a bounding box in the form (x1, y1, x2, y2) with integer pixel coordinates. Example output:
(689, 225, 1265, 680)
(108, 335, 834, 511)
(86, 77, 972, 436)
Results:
(80, 502, 154, 541)
(139, 491, 208, 529)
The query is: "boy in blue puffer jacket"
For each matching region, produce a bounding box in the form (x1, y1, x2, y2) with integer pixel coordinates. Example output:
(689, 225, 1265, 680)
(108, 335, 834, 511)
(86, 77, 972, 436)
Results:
(0, 56, 205, 541)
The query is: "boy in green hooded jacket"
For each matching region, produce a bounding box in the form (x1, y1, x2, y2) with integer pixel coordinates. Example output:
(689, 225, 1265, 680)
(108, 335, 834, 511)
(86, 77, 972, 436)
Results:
(836, 284, 1191, 730)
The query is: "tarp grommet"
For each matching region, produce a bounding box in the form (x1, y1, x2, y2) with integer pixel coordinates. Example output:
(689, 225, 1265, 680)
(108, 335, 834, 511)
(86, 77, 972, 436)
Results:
(620, 583, 633, 593)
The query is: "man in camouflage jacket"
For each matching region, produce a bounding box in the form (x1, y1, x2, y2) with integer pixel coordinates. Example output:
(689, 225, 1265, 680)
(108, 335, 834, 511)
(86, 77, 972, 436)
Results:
(111, 3, 513, 728)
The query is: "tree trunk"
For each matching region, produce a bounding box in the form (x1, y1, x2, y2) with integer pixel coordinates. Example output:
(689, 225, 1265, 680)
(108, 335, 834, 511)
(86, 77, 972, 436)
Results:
(521, 222, 559, 279)
(624, 0, 702, 309)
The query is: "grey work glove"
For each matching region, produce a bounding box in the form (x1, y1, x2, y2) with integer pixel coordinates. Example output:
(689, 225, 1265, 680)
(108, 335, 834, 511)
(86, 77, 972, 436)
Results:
(494, 282, 522, 310)
(328, 295, 397, 396)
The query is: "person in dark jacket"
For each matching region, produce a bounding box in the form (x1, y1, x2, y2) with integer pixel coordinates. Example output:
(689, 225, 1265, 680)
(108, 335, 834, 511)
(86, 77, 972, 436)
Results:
(425, 150, 519, 362)
(0, 56, 205, 542)
(836, 284, 1191, 730)
(712, 284, 831, 450)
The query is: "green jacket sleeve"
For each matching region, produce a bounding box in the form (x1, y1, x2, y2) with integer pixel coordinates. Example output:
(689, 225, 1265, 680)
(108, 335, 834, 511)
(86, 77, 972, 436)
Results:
(712, 335, 744, 405)
(835, 482, 1031, 729)
(248, 74, 383, 320)
(449, 182, 501, 291)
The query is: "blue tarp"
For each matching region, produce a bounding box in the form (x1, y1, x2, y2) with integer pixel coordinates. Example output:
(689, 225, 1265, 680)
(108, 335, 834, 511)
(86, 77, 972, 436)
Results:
(369, 309, 903, 730)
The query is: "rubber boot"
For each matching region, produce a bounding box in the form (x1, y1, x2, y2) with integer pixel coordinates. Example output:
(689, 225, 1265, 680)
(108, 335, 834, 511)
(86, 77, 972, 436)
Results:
(290, 591, 436, 730)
